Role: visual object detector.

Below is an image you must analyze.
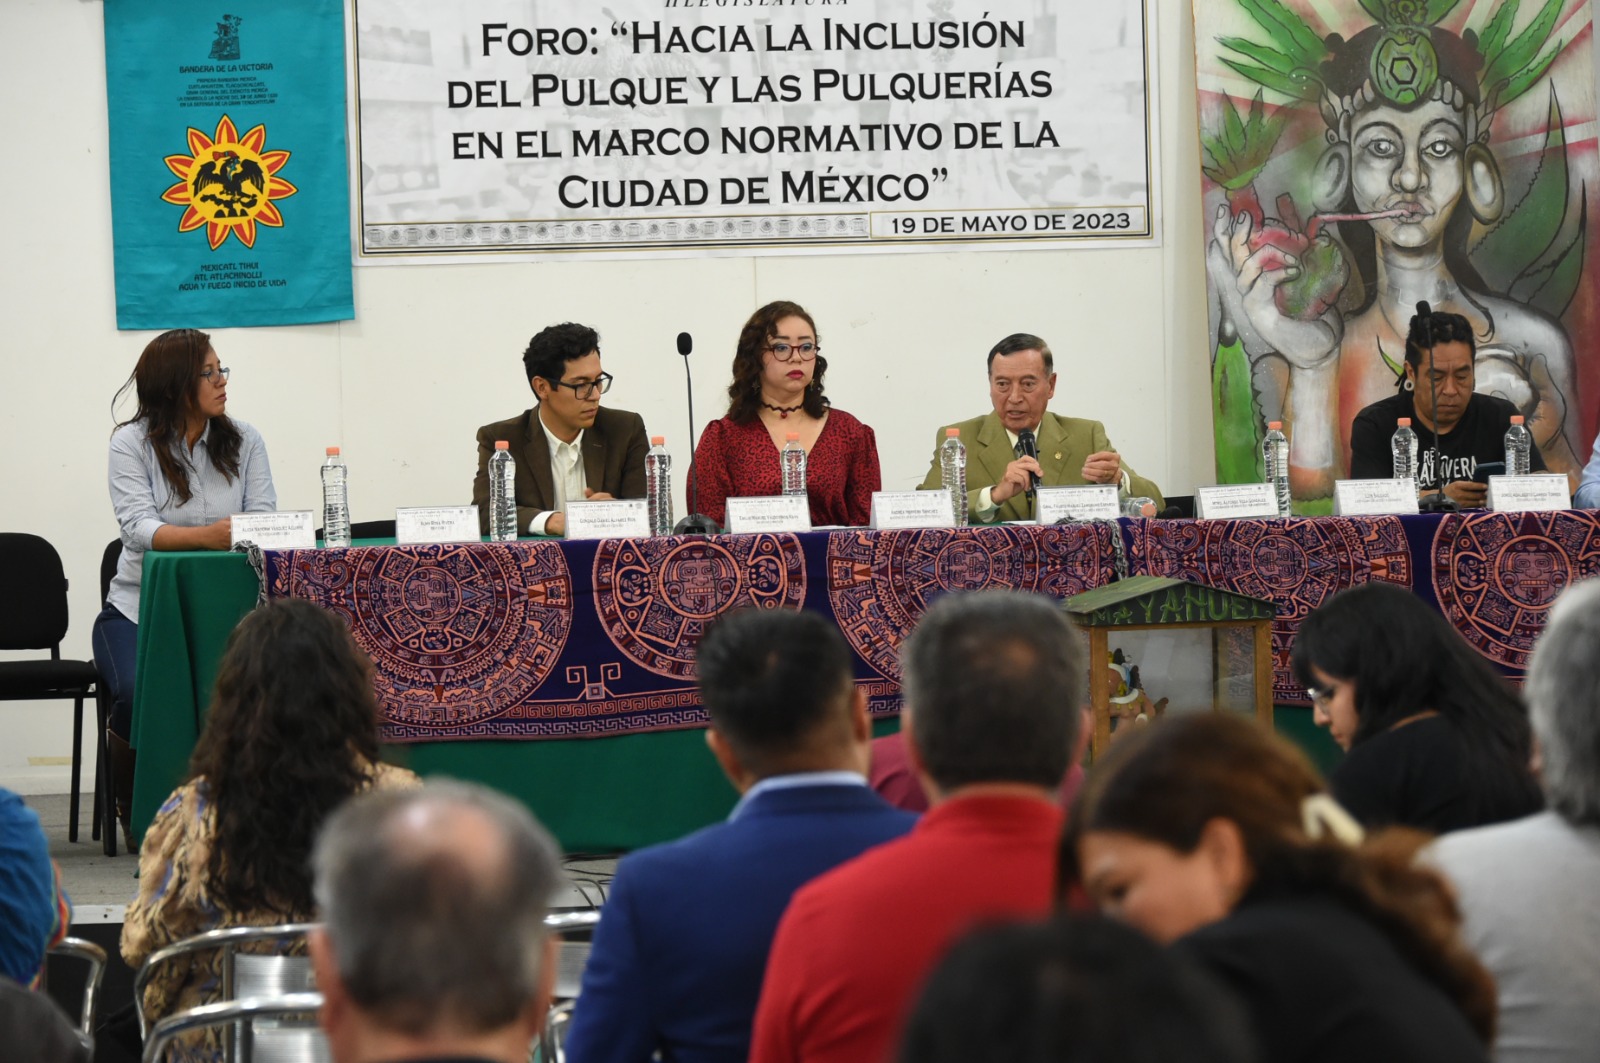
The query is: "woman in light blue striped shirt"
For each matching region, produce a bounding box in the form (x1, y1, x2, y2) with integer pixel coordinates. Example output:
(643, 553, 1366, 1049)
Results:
(93, 329, 276, 844)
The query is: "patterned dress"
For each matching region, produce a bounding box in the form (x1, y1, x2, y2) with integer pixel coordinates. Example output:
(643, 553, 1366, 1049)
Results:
(121, 762, 420, 1061)
(691, 409, 882, 528)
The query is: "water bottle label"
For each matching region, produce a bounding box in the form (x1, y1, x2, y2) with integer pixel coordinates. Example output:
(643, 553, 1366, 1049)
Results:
(1485, 474, 1571, 514)
(230, 510, 316, 550)
(725, 494, 812, 533)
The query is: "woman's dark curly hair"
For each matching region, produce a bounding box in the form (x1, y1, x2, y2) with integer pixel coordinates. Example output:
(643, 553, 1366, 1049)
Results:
(189, 598, 384, 915)
(113, 329, 242, 506)
(725, 300, 830, 424)
(1061, 713, 1497, 1045)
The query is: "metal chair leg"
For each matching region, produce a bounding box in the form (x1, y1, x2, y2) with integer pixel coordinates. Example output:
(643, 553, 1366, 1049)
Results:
(69, 694, 83, 843)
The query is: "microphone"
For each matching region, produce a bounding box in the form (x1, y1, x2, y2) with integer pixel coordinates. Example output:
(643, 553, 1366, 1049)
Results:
(673, 331, 719, 535)
(1016, 427, 1042, 498)
(1413, 301, 1459, 514)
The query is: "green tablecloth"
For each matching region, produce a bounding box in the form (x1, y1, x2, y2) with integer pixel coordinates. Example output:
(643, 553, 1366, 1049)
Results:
(130, 545, 744, 852)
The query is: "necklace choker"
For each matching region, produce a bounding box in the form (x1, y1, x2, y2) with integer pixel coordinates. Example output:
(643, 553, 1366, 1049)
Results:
(761, 401, 803, 419)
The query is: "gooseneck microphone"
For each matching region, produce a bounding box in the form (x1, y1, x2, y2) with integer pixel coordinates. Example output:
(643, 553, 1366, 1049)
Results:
(1016, 427, 1042, 499)
(673, 331, 719, 535)
(1414, 301, 1459, 514)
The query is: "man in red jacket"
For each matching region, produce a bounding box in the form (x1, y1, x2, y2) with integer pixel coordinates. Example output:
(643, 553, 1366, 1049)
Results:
(749, 589, 1088, 1063)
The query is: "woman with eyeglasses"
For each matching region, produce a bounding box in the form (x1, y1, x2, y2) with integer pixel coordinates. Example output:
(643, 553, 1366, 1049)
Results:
(1291, 582, 1542, 834)
(1064, 713, 1494, 1063)
(691, 300, 881, 528)
(93, 328, 276, 849)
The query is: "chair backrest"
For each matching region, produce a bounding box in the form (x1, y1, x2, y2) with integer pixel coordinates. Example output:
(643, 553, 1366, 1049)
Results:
(0, 532, 69, 650)
(141, 993, 327, 1063)
(100, 539, 124, 609)
(47, 936, 108, 1040)
(135, 923, 320, 1041)
(235, 954, 316, 1000)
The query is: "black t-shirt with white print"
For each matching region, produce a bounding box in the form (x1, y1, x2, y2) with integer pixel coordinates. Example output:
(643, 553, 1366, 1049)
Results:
(1349, 390, 1545, 491)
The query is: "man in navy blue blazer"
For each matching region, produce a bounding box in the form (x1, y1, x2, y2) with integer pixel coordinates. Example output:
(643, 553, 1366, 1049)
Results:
(563, 609, 917, 1063)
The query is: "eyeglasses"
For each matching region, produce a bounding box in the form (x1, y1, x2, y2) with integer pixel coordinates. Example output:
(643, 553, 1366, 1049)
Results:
(765, 343, 819, 362)
(199, 366, 231, 384)
(1303, 685, 1333, 707)
(991, 378, 1044, 395)
(549, 372, 613, 399)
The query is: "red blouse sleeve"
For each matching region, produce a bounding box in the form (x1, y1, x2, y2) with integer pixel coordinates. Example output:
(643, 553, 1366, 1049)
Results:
(691, 418, 733, 527)
(844, 416, 882, 526)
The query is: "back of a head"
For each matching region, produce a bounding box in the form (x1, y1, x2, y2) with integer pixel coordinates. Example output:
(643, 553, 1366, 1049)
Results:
(902, 591, 1084, 792)
(1526, 579, 1600, 825)
(898, 915, 1255, 1063)
(0, 976, 89, 1063)
(313, 781, 561, 1038)
(695, 607, 854, 773)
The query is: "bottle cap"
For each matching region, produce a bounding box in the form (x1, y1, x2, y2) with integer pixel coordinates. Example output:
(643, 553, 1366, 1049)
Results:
(326, 446, 340, 456)
(946, 427, 960, 438)
(1510, 415, 1525, 424)
(495, 440, 509, 450)
(651, 435, 665, 445)
(1397, 418, 1411, 427)
(1267, 421, 1283, 430)
(786, 431, 800, 441)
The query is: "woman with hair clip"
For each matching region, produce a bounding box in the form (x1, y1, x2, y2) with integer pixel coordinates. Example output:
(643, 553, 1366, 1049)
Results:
(1064, 713, 1494, 1063)
(92, 329, 277, 847)
(691, 300, 881, 528)
(1347, 306, 1546, 508)
(1292, 582, 1542, 833)
(121, 598, 419, 1060)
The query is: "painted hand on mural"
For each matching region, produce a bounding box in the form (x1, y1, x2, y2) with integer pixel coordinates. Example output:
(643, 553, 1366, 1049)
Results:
(1200, 0, 1592, 507)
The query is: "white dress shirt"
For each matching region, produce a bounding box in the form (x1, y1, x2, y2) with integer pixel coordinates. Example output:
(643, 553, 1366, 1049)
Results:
(528, 413, 588, 536)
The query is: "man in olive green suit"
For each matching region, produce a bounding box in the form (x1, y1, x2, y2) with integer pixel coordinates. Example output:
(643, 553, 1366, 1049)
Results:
(919, 333, 1163, 523)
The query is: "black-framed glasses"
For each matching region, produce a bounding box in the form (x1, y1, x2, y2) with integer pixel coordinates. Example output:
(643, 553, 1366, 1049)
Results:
(199, 366, 231, 384)
(550, 372, 613, 399)
(1303, 685, 1333, 707)
(765, 343, 818, 362)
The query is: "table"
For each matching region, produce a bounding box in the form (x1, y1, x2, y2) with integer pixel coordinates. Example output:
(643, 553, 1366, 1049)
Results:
(131, 512, 1600, 851)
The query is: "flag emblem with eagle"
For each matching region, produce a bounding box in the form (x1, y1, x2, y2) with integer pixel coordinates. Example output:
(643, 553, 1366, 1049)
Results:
(161, 114, 297, 249)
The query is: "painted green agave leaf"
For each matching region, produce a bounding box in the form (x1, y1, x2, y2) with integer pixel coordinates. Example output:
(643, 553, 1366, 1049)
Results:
(1472, 87, 1569, 292)
(1527, 196, 1587, 319)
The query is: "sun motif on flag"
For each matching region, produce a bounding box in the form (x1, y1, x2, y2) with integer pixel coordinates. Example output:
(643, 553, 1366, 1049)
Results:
(161, 114, 297, 250)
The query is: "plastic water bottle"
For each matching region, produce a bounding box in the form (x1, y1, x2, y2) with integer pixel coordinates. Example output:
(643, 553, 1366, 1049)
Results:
(1504, 415, 1531, 476)
(1121, 496, 1157, 518)
(646, 435, 673, 535)
(321, 447, 351, 547)
(489, 441, 517, 541)
(1392, 418, 1418, 481)
(781, 432, 807, 497)
(1262, 421, 1291, 517)
(939, 428, 968, 527)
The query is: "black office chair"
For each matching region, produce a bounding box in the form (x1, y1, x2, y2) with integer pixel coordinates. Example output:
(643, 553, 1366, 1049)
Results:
(0, 533, 101, 842)
(97, 538, 124, 855)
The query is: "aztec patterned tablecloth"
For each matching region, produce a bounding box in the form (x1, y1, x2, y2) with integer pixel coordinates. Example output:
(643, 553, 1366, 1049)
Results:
(262, 512, 1600, 743)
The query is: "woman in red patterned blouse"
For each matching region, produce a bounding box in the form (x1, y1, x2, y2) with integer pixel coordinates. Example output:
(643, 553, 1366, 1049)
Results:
(692, 300, 882, 528)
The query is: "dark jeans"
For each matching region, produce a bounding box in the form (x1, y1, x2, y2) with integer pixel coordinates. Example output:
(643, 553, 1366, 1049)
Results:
(91, 604, 137, 739)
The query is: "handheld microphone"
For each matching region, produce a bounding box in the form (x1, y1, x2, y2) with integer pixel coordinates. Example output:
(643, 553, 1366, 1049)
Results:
(1413, 301, 1459, 513)
(673, 331, 719, 535)
(1016, 427, 1042, 498)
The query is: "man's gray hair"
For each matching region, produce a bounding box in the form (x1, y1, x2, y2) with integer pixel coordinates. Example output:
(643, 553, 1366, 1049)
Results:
(1526, 579, 1600, 825)
(312, 780, 562, 1035)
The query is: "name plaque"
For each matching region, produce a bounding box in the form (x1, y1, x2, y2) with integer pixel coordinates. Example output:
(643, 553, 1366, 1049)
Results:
(396, 506, 480, 544)
(725, 495, 812, 534)
(565, 499, 652, 540)
(1195, 483, 1281, 520)
(1036, 485, 1119, 523)
(1487, 474, 1571, 513)
(231, 511, 315, 550)
(872, 491, 957, 530)
(1332, 478, 1420, 517)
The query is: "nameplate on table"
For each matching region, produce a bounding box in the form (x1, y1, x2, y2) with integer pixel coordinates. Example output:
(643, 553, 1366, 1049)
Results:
(871, 491, 956, 530)
(1036, 485, 1119, 524)
(1332, 478, 1419, 517)
(1195, 483, 1281, 520)
(230, 511, 315, 550)
(725, 495, 812, 534)
(565, 499, 651, 540)
(396, 506, 480, 544)
(1487, 474, 1571, 513)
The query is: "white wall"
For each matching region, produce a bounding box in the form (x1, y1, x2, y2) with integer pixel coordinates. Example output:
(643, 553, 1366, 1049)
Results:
(0, 0, 1209, 790)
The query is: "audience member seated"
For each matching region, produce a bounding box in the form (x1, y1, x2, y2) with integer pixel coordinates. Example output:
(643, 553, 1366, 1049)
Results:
(0, 974, 89, 1063)
(94, 327, 277, 847)
(897, 915, 1254, 1063)
(1348, 307, 1545, 506)
(917, 333, 1162, 522)
(1066, 714, 1493, 1063)
(472, 321, 650, 537)
(749, 590, 1087, 1063)
(691, 301, 881, 528)
(1431, 579, 1600, 1063)
(0, 787, 69, 989)
(869, 729, 1085, 814)
(122, 599, 420, 1058)
(1291, 582, 1542, 832)
(565, 609, 914, 1063)
(310, 782, 562, 1063)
